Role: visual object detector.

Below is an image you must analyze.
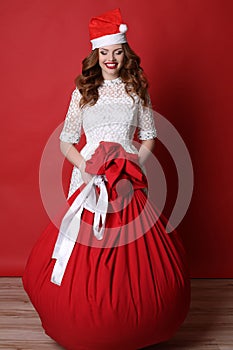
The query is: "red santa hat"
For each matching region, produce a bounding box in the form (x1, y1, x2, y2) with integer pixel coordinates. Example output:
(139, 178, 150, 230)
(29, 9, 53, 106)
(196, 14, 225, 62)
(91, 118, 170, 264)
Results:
(89, 8, 128, 50)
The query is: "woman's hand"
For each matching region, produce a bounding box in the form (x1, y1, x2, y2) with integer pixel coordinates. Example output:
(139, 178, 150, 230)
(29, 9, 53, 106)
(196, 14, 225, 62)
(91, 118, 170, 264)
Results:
(79, 159, 93, 184)
(60, 141, 93, 184)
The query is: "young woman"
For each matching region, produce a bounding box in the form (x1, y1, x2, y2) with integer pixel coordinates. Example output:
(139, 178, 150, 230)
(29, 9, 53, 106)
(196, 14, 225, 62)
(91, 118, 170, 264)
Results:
(23, 8, 190, 350)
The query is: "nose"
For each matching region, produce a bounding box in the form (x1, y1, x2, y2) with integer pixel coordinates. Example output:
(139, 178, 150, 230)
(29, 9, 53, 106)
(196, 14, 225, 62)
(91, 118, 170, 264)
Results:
(108, 51, 116, 61)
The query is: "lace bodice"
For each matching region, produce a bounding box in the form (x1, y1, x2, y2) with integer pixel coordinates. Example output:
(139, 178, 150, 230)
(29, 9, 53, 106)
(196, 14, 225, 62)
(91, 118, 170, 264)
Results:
(60, 77, 157, 197)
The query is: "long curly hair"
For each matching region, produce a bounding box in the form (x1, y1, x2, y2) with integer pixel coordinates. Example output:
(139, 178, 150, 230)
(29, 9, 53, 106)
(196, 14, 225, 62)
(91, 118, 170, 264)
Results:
(75, 43, 150, 108)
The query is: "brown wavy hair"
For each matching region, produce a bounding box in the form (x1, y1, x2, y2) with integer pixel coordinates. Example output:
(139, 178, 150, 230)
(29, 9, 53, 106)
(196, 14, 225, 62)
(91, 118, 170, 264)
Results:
(75, 43, 150, 108)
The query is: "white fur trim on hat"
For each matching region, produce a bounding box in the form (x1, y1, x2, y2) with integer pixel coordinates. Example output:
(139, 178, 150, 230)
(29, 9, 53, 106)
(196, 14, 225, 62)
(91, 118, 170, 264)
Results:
(91, 32, 127, 50)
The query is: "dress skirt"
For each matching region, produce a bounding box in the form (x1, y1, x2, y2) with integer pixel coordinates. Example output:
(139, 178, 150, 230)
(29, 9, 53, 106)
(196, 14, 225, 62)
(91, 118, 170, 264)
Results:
(23, 142, 190, 350)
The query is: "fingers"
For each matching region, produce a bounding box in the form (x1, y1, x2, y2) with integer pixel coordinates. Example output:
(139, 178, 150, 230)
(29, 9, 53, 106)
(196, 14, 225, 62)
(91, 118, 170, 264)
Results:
(78, 159, 93, 184)
(82, 171, 93, 184)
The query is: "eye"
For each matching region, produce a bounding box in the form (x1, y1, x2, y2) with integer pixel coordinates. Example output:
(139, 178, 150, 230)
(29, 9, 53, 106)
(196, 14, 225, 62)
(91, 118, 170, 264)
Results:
(100, 51, 107, 55)
(115, 50, 123, 55)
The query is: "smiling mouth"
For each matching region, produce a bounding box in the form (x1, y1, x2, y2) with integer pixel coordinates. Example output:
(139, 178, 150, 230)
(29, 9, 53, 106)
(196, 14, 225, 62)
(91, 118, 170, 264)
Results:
(104, 62, 118, 69)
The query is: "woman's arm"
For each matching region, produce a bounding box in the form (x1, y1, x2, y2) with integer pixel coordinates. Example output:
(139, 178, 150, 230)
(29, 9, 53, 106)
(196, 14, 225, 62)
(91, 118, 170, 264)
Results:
(60, 141, 93, 184)
(137, 93, 157, 165)
(60, 141, 84, 168)
(138, 139, 155, 165)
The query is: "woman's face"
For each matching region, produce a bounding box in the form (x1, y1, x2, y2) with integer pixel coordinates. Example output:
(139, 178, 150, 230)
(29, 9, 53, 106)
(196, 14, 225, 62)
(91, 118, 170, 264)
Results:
(98, 44, 124, 80)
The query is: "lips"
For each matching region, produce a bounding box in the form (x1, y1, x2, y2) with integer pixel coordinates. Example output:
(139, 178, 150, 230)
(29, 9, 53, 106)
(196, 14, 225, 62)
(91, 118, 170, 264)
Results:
(105, 62, 118, 69)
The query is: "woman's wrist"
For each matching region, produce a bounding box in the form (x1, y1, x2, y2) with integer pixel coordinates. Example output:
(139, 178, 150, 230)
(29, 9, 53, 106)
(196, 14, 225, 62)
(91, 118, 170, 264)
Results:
(78, 158, 86, 171)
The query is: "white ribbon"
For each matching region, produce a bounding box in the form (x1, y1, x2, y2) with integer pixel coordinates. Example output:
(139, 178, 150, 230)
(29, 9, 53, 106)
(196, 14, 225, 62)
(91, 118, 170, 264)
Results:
(51, 175, 108, 286)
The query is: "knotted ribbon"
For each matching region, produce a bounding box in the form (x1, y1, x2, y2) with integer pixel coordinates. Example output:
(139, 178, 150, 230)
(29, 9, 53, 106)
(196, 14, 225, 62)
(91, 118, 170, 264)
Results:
(51, 175, 108, 285)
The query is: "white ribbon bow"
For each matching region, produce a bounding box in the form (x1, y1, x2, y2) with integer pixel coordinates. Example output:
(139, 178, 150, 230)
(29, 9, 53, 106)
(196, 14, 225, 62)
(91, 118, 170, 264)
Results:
(51, 175, 108, 286)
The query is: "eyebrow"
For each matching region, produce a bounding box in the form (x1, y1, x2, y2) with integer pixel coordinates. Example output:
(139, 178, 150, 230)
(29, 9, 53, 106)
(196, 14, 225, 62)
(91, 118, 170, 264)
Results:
(99, 47, 123, 52)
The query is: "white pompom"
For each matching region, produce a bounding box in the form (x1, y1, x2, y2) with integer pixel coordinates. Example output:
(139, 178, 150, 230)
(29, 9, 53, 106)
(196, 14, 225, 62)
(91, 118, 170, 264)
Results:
(119, 24, 128, 33)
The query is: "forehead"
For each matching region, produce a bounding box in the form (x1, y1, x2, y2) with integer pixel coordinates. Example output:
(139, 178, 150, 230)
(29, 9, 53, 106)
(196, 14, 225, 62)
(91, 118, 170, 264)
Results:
(99, 44, 123, 51)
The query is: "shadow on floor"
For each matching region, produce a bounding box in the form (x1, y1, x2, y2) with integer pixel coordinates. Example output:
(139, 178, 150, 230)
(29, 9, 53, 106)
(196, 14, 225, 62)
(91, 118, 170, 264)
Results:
(139, 279, 232, 350)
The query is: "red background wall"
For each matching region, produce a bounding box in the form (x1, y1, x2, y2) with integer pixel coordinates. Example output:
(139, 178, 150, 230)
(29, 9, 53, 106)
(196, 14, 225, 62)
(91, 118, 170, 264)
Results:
(0, 0, 232, 277)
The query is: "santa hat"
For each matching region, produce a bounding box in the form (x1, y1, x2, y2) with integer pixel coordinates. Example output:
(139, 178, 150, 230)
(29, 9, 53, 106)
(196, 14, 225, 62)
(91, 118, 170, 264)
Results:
(89, 8, 128, 50)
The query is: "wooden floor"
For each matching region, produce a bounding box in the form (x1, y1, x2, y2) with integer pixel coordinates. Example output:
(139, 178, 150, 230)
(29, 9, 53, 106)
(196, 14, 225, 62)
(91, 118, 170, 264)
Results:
(0, 278, 232, 350)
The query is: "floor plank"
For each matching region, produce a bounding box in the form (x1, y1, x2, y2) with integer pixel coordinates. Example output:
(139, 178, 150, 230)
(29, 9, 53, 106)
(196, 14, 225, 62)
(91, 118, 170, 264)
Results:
(0, 278, 232, 349)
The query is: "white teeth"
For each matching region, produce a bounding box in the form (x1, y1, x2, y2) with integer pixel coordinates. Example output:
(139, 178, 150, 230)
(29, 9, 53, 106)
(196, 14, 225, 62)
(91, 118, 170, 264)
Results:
(105, 63, 117, 68)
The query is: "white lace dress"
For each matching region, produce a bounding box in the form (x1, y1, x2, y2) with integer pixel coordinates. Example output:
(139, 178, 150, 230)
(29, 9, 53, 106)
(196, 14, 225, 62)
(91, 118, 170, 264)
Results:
(60, 77, 157, 198)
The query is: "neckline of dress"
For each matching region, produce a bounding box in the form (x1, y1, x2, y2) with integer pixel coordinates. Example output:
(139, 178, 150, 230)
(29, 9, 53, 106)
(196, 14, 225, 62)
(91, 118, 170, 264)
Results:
(103, 77, 122, 85)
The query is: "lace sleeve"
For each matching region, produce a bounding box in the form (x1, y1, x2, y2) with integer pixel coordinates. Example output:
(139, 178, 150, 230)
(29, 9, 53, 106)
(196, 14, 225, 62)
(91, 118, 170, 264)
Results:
(137, 94, 157, 140)
(59, 88, 82, 144)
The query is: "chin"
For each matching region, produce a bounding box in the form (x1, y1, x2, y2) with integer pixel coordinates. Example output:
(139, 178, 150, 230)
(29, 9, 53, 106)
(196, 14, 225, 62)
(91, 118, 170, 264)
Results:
(103, 70, 119, 79)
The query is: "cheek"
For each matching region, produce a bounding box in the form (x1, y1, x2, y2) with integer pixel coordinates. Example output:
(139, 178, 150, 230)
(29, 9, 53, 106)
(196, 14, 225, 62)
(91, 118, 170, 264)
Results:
(98, 54, 105, 64)
(119, 55, 124, 66)
(98, 58, 105, 67)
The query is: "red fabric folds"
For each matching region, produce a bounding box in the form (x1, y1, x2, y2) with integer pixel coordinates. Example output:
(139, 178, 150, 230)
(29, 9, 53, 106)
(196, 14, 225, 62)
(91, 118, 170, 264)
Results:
(86, 141, 147, 194)
(85, 141, 147, 225)
(23, 141, 190, 350)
